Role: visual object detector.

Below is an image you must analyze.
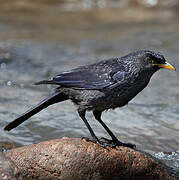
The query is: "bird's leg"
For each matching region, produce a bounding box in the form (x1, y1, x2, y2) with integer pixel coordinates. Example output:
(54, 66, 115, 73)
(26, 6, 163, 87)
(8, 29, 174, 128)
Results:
(93, 111, 118, 142)
(78, 110, 104, 146)
(93, 110, 136, 148)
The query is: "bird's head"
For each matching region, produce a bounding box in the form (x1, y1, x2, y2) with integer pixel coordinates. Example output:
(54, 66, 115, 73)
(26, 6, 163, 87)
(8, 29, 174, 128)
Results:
(126, 50, 176, 73)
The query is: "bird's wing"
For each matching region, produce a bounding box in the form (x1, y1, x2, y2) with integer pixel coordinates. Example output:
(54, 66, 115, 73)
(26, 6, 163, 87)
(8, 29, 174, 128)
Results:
(35, 60, 129, 90)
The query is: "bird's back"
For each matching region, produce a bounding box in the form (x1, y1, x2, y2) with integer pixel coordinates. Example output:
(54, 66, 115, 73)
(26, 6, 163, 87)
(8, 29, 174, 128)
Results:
(60, 64, 151, 111)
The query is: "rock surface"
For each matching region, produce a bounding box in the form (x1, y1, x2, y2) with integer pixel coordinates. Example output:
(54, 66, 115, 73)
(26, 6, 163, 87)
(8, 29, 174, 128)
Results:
(3, 138, 177, 180)
(0, 152, 17, 180)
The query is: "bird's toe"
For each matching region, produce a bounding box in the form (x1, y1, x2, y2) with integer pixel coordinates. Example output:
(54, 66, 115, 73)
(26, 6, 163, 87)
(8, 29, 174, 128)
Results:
(100, 137, 136, 149)
(116, 142, 136, 149)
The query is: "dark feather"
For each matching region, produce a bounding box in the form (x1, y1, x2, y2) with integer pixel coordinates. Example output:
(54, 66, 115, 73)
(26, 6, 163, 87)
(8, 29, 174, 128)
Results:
(4, 91, 68, 131)
(35, 58, 128, 89)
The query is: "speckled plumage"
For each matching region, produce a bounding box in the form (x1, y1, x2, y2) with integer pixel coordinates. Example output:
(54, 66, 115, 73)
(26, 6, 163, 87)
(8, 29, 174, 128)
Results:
(4, 50, 174, 148)
(54, 50, 161, 111)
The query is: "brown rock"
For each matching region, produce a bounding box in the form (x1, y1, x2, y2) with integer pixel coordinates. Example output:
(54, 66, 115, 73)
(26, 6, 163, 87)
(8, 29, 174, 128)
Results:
(4, 138, 177, 180)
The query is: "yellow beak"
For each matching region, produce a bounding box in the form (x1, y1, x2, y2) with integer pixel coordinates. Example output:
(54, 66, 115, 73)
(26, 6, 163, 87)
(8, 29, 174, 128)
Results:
(154, 62, 176, 71)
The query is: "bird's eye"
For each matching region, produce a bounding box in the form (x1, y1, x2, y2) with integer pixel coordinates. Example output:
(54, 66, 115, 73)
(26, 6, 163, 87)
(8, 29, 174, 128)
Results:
(146, 57, 154, 64)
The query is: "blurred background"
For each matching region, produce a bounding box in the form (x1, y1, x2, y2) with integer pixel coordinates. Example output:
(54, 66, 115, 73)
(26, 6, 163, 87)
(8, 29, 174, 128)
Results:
(0, 0, 178, 175)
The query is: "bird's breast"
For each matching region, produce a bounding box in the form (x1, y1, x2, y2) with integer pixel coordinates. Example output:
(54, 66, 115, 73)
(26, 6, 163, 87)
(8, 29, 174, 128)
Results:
(103, 76, 150, 109)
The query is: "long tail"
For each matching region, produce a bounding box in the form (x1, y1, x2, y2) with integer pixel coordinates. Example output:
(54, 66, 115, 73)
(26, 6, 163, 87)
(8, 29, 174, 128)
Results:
(4, 91, 68, 131)
(34, 80, 57, 85)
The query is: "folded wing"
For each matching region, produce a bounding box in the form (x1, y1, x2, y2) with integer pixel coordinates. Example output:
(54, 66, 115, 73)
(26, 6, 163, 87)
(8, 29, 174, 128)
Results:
(35, 59, 128, 90)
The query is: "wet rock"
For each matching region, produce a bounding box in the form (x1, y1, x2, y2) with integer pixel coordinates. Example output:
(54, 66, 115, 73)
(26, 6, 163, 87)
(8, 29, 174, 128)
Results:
(4, 138, 177, 180)
(0, 141, 21, 152)
(0, 152, 18, 180)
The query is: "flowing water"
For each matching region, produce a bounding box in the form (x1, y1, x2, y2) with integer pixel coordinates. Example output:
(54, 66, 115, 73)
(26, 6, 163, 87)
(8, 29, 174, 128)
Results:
(0, 0, 178, 176)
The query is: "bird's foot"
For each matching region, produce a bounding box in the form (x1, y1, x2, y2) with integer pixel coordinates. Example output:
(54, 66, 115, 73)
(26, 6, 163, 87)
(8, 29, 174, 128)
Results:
(100, 137, 136, 149)
(82, 137, 97, 144)
(81, 137, 115, 148)
(118, 142, 136, 149)
(81, 137, 136, 149)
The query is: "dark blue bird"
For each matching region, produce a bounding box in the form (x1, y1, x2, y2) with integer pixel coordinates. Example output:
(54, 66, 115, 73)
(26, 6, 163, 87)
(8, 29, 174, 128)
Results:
(4, 50, 175, 148)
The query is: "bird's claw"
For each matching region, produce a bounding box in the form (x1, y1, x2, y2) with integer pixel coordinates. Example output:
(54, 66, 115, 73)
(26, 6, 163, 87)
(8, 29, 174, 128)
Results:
(118, 142, 136, 149)
(100, 137, 136, 149)
(82, 137, 136, 149)
(82, 137, 97, 143)
(97, 139, 116, 148)
(81, 137, 115, 148)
